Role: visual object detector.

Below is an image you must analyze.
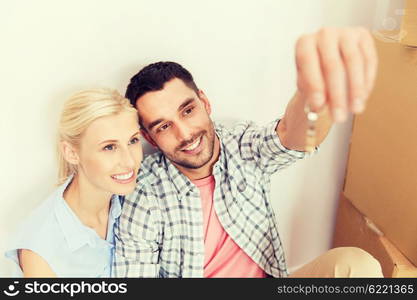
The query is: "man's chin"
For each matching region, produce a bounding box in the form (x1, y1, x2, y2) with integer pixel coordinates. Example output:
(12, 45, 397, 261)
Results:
(174, 159, 209, 170)
(172, 153, 213, 170)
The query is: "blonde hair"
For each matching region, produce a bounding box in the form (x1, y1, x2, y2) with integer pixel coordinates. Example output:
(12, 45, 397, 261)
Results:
(57, 88, 138, 185)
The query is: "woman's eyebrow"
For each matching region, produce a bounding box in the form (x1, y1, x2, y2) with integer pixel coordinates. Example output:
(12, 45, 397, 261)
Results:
(99, 139, 117, 145)
(99, 131, 141, 144)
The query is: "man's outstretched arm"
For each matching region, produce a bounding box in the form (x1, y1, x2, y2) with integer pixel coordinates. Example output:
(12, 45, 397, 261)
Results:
(277, 27, 378, 151)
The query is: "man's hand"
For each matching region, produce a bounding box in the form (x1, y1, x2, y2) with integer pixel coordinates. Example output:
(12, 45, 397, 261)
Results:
(277, 27, 378, 151)
(295, 27, 378, 122)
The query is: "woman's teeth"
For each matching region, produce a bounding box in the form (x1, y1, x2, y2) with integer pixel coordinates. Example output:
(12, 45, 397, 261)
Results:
(112, 171, 133, 180)
(183, 137, 201, 151)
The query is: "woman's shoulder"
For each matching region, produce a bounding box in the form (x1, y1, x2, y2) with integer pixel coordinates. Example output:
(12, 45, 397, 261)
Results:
(19, 177, 74, 236)
(11, 187, 65, 247)
(4, 185, 67, 276)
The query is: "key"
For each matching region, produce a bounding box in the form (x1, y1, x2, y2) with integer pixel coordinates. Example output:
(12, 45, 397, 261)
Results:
(304, 104, 318, 153)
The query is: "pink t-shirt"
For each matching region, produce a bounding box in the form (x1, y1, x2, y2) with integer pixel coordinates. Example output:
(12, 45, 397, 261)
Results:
(192, 175, 266, 278)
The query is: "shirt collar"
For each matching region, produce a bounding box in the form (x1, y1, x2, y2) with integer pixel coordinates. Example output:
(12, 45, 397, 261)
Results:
(54, 175, 121, 251)
(163, 156, 195, 197)
(109, 194, 122, 220)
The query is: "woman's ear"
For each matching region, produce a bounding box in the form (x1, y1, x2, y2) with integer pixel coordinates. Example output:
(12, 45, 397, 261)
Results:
(61, 141, 80, 165)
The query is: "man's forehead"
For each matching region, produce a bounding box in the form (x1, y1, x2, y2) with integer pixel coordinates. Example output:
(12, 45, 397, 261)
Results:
(136, 79, 198, 119)
(137, 78, 195, 104)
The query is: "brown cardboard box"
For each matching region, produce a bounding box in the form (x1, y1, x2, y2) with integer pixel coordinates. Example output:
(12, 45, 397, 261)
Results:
(343, 37, 417, 265)
(400, 0, 417, 46)
(333, 193, 417, 278)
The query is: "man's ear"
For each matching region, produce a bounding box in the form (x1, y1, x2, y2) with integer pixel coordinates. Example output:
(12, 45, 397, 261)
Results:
(140, 129, 158, 148)
(197, 90, 212, 115)
(61, 141, 80, 165)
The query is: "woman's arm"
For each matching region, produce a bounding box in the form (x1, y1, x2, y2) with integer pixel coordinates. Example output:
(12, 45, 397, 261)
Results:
(18, 249, 57, 277)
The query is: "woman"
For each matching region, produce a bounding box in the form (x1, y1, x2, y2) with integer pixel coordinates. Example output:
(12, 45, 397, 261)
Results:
(5, 88, 142, 277)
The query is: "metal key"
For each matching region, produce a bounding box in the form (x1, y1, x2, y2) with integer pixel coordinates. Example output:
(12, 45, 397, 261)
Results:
(304, 104, 318, 153)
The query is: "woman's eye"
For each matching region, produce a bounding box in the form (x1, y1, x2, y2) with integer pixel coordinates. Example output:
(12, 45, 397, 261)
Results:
(129, 137, 139, 144)
(103, 144, 115, 151)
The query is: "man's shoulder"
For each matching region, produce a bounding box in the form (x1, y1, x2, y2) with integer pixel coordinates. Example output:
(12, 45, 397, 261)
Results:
(137, 152, 165, 181)
(215, 119, 270, 156)
(141, 151, 164, 169)
(134, 151, 177, 195)
(215, 119, 258, 140)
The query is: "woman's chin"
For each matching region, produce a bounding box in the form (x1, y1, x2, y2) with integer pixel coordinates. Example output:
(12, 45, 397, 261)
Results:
(108, 180, 136, 196)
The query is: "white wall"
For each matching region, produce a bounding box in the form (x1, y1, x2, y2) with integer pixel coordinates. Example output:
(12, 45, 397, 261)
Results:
(0, 0, 379, 276)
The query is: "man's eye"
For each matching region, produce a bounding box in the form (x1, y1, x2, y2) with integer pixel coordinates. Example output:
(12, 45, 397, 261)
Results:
(103, 144, 115, 151)
(158, 123, 170, 132)
(184, 107, 194, 115)
(129, 137, 140, 145)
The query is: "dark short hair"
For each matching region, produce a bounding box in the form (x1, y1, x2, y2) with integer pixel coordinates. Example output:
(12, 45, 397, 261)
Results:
(125, 61, 199, 108)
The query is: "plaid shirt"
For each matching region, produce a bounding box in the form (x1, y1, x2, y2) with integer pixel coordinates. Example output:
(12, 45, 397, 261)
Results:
(113, 119, 314, 277)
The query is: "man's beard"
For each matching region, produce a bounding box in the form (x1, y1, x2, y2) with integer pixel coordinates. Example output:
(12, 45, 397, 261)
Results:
(164, 123, 216, 170)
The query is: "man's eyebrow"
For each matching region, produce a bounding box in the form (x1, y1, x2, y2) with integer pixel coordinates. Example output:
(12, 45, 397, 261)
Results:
(177, 97, 195, 112)
(147, 118, 164, 131)
(147, 97, 196, 131)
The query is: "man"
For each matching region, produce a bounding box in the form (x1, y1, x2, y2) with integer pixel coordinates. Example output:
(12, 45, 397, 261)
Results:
(113, 27, 382, 277)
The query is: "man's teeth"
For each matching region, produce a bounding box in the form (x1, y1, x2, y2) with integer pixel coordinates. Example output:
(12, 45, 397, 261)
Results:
(112, 171, 133, 180)
(183, 137, 201, 151)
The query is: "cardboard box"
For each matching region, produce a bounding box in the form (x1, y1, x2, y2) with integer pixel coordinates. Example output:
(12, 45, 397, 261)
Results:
(333, 193, 417, 278)
(343, 37, 417, 265)
(400, 0, 417, 46)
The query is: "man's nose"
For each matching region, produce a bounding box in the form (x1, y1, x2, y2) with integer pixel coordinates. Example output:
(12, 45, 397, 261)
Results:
(175, 122, 194, 142)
